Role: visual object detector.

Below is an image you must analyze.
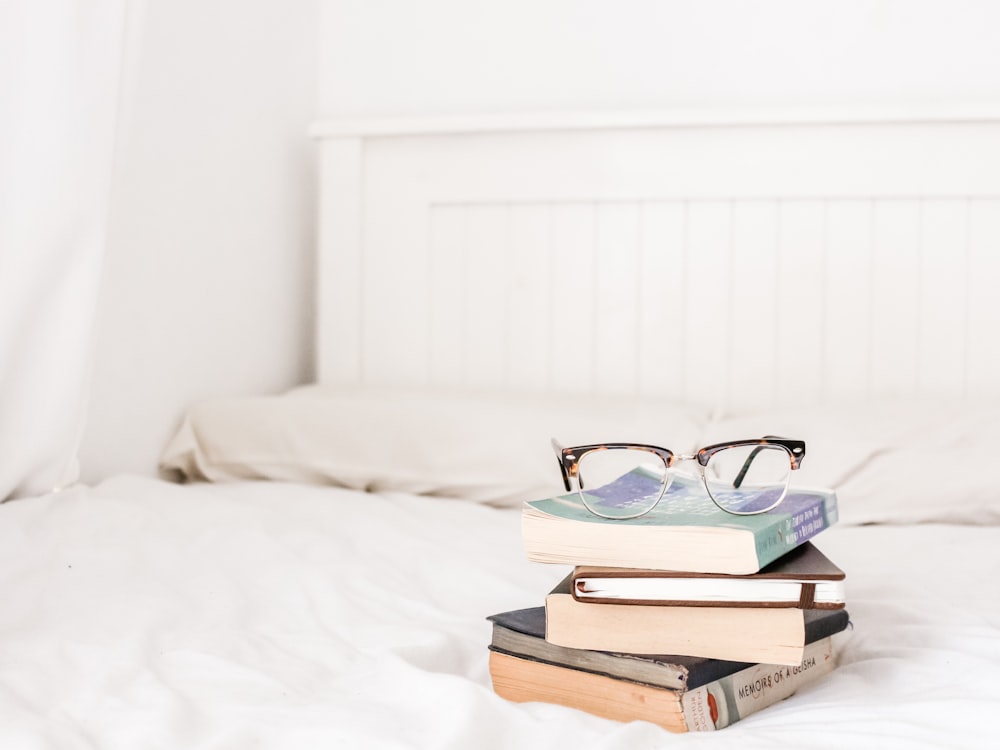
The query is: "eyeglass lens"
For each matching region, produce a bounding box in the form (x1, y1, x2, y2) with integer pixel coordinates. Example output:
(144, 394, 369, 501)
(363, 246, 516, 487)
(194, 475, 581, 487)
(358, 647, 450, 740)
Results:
(703, 444, 791, 514)
(575, 444, 792, 518)
(575, 448, 670, 520)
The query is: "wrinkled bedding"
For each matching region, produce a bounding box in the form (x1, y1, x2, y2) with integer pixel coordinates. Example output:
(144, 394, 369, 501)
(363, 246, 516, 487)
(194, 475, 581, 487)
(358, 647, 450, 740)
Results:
(1, 476, 998, 749)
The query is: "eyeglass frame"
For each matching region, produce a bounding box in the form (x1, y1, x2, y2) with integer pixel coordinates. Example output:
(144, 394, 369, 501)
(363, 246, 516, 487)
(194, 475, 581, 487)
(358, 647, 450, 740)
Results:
(551, 436, 806, 518)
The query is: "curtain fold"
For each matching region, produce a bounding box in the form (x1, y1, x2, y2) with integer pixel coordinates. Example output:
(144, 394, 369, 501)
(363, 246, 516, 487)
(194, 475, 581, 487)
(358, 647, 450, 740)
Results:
(0, 1, 129, 500)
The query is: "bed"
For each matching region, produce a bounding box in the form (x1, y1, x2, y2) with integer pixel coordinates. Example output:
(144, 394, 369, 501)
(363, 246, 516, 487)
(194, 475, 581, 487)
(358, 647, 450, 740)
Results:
(4, 111, 1000, 748)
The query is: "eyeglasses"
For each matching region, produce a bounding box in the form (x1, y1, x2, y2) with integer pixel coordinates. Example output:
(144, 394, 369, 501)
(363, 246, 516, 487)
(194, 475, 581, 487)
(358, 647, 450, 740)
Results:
(551, 437, 806, 520)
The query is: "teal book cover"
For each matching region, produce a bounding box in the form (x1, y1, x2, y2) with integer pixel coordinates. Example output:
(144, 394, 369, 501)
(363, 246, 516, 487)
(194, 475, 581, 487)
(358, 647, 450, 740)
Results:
(525, 470, 838, 571)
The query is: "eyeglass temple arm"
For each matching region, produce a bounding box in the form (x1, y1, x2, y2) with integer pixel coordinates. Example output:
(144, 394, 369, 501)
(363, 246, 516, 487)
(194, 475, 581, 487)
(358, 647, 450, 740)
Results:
(551, 437, 573, 492)
(732, 436, 795, 489)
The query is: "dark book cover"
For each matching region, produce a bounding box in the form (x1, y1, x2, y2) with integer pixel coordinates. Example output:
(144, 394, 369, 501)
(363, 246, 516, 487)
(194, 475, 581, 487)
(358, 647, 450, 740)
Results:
(572, 541, 846, 608)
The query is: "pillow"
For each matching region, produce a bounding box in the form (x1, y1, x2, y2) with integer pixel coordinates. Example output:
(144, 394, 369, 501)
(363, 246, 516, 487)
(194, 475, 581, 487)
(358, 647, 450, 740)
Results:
(701, 399, 1000, 526)
(160, 385, 710, 507)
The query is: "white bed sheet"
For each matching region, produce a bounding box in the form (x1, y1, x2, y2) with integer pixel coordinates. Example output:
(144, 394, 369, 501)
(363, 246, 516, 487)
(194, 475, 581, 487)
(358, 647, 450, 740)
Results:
(1, 476, 998, 749)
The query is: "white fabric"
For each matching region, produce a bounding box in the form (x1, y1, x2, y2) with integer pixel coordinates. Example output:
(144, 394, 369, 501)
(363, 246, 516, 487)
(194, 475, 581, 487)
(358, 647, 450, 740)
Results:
(0, 2, 128, 500)
(163, 388, 1000, 525)
(160, 384, 709, 506)
(1, 476, 997, 748)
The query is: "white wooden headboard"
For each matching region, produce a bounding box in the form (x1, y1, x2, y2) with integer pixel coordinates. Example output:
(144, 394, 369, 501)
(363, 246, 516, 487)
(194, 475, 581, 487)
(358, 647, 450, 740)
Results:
(311, 111, 1000, 411)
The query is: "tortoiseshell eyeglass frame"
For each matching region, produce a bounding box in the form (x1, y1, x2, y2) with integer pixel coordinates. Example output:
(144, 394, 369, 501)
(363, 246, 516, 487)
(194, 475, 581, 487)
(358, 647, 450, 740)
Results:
(551, 436, 806, 518)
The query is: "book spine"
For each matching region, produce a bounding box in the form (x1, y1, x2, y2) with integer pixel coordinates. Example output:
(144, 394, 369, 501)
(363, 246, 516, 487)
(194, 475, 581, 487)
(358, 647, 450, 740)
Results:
(681, 637, 835, 731)
(755, 493, 833, 568)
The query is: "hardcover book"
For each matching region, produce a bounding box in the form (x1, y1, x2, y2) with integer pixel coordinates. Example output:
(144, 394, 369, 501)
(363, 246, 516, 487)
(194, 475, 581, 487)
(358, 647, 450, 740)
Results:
(522, 470, 838, 574)
(545, 575, 840, 665)
(571, 541, 846, 608)
(487, 606, 848, 732)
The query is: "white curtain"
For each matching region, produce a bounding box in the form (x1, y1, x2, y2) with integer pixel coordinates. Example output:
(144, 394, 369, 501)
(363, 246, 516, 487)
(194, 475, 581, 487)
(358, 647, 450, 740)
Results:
(0, 1, 130, 500)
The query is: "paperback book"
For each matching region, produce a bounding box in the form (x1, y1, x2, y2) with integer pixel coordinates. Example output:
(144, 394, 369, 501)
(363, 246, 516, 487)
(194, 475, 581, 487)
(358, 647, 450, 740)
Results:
(522, 470, 838, 574)
(487, 605, 848, 732)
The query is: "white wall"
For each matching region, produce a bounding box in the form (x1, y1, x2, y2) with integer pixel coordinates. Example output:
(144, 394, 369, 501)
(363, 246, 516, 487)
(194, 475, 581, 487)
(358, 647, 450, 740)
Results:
(77, 0, 1000, 482)
(319, 0, 1000, 118)
(78, 0, 320, 482)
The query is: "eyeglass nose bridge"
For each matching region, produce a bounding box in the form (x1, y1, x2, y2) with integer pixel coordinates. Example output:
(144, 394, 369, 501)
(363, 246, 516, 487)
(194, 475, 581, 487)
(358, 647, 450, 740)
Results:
(667, 453, 704, 467)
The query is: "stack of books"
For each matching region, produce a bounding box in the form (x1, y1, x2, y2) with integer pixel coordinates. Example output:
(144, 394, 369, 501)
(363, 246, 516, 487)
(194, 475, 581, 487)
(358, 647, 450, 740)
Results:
(487, 473, 848, 732)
